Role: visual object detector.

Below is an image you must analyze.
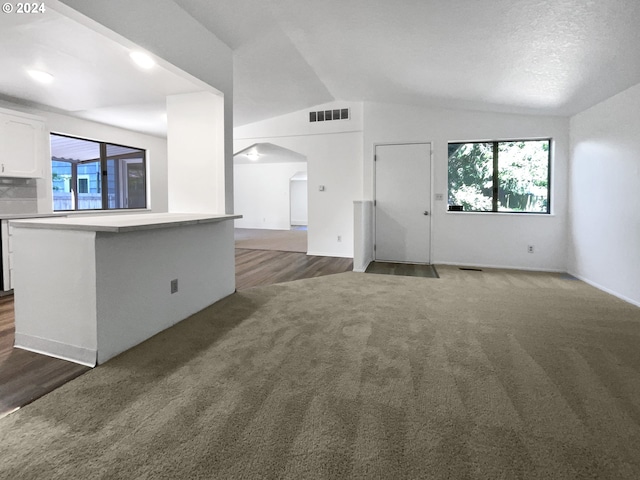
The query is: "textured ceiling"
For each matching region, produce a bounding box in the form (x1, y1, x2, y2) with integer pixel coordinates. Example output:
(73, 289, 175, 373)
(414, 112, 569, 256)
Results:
(175, 0, 640, 126)
(3, 1, 639, 135)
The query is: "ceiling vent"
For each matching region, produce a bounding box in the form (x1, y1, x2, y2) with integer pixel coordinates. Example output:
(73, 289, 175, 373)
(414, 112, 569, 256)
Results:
(309, 108, 349, 122)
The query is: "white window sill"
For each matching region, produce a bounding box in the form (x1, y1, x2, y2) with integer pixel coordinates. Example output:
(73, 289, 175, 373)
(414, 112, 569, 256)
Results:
(444, 210, 555, 217)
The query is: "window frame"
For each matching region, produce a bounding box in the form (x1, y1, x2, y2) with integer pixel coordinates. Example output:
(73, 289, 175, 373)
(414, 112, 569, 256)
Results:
(50, 133, 147, 212)
(447, 138, 552, 215)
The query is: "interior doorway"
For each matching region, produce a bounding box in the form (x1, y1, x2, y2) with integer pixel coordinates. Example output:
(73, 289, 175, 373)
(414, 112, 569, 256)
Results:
(290, 172, 308, 229)
(233, 142, 308, 253)
(374, 143, 432, 264)
(233, 142, 307, 230)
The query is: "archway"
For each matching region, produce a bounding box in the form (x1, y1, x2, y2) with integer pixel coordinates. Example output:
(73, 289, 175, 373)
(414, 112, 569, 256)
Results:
(233, 142, 308, 252)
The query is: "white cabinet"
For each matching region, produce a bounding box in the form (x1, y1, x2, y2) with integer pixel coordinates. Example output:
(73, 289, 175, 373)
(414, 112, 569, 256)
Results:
(1, 220, 11, 291)
(0, 108, 46, 178)
(1, 219, 18, 291)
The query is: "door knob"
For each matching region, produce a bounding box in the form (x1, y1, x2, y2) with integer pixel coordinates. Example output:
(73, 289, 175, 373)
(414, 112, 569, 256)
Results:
(423, 211, 429, 215)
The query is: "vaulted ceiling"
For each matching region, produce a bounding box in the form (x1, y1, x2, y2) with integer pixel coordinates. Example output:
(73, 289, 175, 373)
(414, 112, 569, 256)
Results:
(0, 6, 203, 137)
(2, 1, 639, 135)
(174, 0, 640, 126)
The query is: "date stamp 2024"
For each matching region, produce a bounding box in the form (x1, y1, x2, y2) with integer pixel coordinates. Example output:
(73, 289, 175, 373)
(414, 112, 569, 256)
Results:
(2, 2, 46, 14)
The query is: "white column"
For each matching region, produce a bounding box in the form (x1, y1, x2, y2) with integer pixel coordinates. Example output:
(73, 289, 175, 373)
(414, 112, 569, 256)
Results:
(167, 91, 226, 213)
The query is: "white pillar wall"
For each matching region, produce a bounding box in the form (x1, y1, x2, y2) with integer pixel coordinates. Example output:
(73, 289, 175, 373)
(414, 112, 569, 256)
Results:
(56, 0, 234, 213)
(167, 92, 226, 213)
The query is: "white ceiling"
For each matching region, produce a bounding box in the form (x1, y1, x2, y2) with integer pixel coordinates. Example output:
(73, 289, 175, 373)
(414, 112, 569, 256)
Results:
(234, 143, 307, 164)
(175, 0, 640, 126)
(0, 6, 202, 137)
(2, 1, 639, 135)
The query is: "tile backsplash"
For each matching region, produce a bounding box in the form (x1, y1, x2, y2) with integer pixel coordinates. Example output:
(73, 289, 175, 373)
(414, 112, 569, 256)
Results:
(0, 178, 37, 214)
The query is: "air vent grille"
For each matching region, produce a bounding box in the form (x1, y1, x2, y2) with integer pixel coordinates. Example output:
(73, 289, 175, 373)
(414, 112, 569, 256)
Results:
(309, 108, 349, 122)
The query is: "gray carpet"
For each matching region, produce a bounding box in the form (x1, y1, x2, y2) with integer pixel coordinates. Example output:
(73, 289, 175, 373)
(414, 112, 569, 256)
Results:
(1, 266, 640, 479)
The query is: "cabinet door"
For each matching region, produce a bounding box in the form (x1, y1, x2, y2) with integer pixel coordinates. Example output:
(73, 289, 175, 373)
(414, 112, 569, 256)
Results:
(0, 112, 45, 178)
(1, 220, 9, 291)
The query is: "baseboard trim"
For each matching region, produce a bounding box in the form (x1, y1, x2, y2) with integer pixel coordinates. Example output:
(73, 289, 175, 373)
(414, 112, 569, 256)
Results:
(437, 261, 565, 273)
(353, 260, 371, 273)
(306, 251, 353, 259)
(567, 272, 640, 308)
(14, 333, 96, 367)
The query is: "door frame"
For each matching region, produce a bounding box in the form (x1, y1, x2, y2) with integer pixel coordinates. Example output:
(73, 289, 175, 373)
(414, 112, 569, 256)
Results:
(373, 141, 434, 264)
(289, 173, 308, 228)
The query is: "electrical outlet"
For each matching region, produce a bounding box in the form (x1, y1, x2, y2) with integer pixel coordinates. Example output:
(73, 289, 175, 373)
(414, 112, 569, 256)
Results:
(170, 279, 178, 294)
(337, 235, 342, 242)
(527, 245, 534, 253)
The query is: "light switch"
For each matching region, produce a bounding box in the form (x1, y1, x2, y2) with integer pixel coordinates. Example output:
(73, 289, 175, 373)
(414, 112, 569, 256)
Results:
(319, 185, 325, 192)
(435, 193, 444, 201)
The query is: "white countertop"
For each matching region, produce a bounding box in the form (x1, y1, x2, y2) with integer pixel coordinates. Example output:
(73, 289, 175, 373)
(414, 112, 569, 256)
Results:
(0, 213, 67, 220)
(9, 213, 242, 233)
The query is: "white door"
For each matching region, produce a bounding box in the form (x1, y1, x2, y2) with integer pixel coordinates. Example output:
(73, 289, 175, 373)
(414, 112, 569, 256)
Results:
(120, 159, 146, 208)
(289, 176, 308, 226)
(375, 143, 431, 264)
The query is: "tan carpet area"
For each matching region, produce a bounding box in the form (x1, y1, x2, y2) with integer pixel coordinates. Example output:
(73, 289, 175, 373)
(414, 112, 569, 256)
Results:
(235, 228, 307, 252)
(1, 266, 640, 479)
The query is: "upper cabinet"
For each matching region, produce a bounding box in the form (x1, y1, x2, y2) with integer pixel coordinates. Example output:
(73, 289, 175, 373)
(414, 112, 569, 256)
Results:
(0, 108, 46, 178)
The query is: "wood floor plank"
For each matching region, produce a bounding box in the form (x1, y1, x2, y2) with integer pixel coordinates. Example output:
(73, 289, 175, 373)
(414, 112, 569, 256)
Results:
(0, 294, 91, 417)
(0, 249, 354, 417)
(235, 249, 353, 290)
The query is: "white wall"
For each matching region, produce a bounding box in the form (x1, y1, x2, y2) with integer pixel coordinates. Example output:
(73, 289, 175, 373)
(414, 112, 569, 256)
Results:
(13, 218, 236, 366)
(353, 200, 374, 272)
(0, 99, 168, 214)
(568, 82, 640, 306)
(95, 220, 235, 364)
(290, 179, 308, 226)
(364, 102, 570, 271)
(167, 92, 225, 213)
(235, 101, 363, 257)
(234, 162, 307, 230)
(13, 228, 98, 366)
(58, 0, 235, 213)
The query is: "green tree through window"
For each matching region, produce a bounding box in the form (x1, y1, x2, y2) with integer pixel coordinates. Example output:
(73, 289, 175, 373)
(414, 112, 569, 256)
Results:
(448, 139, 550, 213)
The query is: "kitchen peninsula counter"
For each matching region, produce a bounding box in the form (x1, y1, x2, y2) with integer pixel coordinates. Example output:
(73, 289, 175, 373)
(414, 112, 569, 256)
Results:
(11, 212, 240, 366)
(0, 213, 66, 220)
(1, 213, 68, 291)
(10, 212, 239, 232)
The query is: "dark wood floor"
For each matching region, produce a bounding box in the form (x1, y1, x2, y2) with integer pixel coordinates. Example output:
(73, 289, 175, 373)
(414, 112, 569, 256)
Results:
(0, 249, 353, 418)
(0, 295, 90, 418)
(236, 248, 353, 290)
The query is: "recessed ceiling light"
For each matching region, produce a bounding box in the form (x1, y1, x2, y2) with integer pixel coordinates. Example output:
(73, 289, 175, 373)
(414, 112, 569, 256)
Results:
(129, 51, 155, 69)
(246, 152, 260, 161)
(27, 69, 54, 84)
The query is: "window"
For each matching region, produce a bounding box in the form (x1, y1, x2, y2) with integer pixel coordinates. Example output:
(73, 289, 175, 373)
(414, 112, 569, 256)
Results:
(77, 177, 89, 194)
(448, 139, 550, 213)
(51, 133, 147, 211)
